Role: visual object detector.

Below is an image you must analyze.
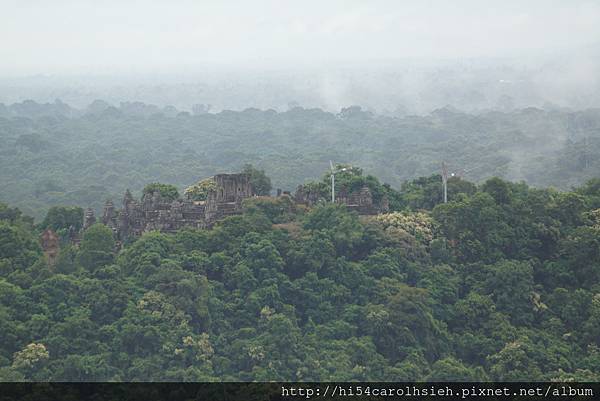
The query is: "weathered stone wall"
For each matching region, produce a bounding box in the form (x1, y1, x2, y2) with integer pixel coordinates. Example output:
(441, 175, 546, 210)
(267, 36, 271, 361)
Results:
(294, 184, 389, 214)
(93, 173, 254, 242)
(213, 173, 252, 202)
(294, 185, 322, 206)
(84, 173, 389, 242)
(40, 229, 60, 266)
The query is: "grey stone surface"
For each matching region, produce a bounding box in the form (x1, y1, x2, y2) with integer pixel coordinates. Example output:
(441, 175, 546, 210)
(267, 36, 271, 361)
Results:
(94, 173, 254, 242)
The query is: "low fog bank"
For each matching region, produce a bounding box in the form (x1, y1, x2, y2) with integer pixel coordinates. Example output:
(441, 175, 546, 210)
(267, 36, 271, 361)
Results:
(1, 49, 599, 115)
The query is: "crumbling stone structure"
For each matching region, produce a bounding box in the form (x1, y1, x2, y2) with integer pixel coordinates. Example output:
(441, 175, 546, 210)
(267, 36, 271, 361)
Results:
(83, 208, 96, 230)
(83, 172, 390, 242)
(96, 173, 253, 241)
(294, 184, 389, 215)
(293, 185, 323, 207)
(40, 229, 60, 266)
(336, 186, 389, 214)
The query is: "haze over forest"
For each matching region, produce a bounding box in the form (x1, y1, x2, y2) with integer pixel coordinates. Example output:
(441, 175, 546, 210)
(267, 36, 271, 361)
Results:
(5, 0, 600, 384)
(2, 0, 600, 219)
(1, 0, 600, 114)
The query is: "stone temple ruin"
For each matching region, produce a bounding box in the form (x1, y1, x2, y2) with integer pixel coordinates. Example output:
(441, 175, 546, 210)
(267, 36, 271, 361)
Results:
(79, 172, 389, 243)
(294, 184, 389, 215)
(82, 173, 253, 242)
(40, 229, 60, 265)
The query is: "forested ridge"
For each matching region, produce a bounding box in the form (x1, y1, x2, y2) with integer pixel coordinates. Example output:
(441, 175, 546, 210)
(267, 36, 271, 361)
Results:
(2, 172, 600, 381)
(1, 100, 600, 220)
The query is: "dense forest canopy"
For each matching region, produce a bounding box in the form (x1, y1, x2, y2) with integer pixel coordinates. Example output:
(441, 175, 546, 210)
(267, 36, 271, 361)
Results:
(2, 98, 600, 382)
(4, 0, 600, 388)
(1, 172, 600, 381)
(1, 100, 600, 220)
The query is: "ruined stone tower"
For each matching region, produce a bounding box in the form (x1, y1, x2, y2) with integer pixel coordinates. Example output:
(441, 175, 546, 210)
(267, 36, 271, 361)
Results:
(87, 173, 254, 241)
(40, 229, 60, 266)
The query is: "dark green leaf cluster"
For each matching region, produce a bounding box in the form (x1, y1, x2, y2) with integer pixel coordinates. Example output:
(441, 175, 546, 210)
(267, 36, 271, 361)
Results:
(2, 174, 600, 381)
(142, 183, 180, 201)
(2, 103, 600, 220)
(242, 164, 272, 196)
(40, 206, 83, 232)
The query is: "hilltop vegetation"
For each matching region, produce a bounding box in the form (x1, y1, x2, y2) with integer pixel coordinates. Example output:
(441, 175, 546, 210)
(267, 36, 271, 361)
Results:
(1, 100, 600, 219)
(1, 174, 600, 381)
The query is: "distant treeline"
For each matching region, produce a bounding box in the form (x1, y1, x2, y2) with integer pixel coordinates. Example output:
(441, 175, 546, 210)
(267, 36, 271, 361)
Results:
(0, 100, 599, 219)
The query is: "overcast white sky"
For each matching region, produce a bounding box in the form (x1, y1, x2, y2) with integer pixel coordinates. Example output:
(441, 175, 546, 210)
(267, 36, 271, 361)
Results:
(1, 0, 600, 75)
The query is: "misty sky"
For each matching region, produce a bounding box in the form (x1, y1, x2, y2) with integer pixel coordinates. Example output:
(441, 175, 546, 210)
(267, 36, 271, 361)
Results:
(2, 0, 600, 76)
